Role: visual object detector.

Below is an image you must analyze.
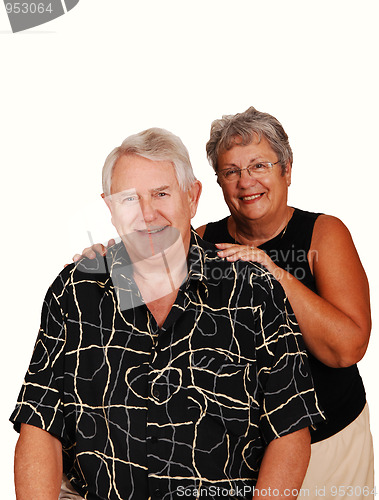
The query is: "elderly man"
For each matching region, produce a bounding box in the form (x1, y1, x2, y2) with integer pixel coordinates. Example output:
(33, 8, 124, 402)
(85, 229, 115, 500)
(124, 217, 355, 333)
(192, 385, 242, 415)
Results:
(11, 128, 323, 500)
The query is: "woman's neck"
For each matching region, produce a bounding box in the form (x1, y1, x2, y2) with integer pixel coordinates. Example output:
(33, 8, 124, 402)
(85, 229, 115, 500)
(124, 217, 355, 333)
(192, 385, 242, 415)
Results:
(229, 206, 294, 247)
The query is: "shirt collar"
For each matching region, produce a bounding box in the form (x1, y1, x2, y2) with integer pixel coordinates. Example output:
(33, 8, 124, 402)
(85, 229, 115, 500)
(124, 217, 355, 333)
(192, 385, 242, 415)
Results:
(186, 228, 209, 286)
(106, 228, 209, 286)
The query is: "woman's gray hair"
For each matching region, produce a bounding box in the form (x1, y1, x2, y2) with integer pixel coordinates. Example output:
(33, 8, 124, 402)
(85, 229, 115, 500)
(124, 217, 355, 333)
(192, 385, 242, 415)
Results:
(102, 127, 196, 196)
(206, 106, 293, 175)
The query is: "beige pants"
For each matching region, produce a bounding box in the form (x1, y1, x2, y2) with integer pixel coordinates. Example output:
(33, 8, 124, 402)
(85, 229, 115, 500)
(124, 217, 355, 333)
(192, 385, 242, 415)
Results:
(300, 404, 375, 499)
(59, 405, 375, 499)
(59, 475, 83, 499)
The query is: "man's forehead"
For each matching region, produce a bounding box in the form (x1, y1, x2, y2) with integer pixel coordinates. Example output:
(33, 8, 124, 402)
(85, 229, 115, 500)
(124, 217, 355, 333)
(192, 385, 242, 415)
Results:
(111, 154, 180, 193)
(115, 153, 175, 170)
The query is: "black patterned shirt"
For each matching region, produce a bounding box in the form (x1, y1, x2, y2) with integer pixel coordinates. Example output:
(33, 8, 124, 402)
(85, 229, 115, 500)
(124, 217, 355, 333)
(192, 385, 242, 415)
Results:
(10, 230, 324, 500)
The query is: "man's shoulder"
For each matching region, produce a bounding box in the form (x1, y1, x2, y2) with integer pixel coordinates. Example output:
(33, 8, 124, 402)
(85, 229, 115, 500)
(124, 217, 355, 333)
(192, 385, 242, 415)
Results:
(48, 253, 112, 302)
(190, 231, 280, 292)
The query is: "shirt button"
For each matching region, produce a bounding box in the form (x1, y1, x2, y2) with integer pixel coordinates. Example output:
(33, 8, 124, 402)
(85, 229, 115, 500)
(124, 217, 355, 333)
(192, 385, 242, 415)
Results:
(153, 488, 162, 498)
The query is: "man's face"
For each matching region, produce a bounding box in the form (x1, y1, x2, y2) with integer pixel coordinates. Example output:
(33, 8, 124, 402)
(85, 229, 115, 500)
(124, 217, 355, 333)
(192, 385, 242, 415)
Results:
(106, 154, 201, 261)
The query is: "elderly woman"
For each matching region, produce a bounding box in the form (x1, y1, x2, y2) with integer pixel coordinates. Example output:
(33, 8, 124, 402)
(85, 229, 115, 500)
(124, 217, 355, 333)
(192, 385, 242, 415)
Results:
(197, 107, 373, 499)
(75, 107, 373, 499)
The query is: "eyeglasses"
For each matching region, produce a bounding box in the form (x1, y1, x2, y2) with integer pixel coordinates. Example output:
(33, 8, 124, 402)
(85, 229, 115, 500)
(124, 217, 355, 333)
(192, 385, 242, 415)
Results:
(217, 161, 281, 182)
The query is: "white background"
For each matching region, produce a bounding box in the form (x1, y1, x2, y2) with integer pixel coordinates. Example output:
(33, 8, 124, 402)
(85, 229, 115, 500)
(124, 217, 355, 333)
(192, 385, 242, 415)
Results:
(1, 1, 378, 497)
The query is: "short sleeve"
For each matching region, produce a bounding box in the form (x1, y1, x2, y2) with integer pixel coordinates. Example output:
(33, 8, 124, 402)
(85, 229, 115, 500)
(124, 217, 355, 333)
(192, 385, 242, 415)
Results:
(10, 275, 67, 441)
(254, 272, 325, 444)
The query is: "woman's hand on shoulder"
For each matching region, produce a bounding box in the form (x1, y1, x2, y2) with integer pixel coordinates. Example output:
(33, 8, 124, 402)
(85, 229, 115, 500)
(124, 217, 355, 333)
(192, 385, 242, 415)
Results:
(215, 243, 277, 273)
(72, 239, 116, 262)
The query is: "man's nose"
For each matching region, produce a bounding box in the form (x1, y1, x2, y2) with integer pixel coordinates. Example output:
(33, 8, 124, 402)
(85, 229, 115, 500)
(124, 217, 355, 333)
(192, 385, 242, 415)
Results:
(139, 198, 157, 223)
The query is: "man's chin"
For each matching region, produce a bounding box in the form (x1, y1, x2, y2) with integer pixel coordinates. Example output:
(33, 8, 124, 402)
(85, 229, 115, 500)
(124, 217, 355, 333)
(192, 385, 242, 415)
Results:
(120, 226, 181, 260)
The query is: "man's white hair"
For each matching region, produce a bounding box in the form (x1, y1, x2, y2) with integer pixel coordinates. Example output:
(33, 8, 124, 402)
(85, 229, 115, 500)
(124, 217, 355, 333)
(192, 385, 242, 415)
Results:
(102, 128, 197, 196)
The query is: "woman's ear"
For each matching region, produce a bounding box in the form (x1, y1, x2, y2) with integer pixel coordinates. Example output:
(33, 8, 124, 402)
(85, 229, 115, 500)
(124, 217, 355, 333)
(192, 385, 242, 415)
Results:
(284, 162, 292, 186)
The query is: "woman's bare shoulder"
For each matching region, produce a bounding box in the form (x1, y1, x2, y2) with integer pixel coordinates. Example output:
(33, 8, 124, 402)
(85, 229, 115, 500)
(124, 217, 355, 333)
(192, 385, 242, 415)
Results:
(195, 225, 207, 238)
(312, 214, 352, 245)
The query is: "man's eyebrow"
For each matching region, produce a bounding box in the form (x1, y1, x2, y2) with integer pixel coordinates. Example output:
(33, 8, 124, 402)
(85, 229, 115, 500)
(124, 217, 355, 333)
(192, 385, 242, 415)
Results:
(150, 185, 170, 193)
(121, 189, 137, 195)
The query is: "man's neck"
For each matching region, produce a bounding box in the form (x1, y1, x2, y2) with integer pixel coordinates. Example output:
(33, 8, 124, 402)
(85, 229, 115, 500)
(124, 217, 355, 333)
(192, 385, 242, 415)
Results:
(130, 236, 190, 327)
(133, 254, 187, 302)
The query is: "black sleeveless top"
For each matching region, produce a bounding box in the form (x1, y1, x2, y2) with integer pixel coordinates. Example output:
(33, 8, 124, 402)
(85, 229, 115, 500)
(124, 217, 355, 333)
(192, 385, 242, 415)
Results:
(203, 208, 366, 443)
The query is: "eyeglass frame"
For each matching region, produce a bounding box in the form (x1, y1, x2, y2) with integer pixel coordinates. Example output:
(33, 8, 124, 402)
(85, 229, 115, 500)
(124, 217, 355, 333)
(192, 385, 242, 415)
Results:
(216, 160, 282, 182)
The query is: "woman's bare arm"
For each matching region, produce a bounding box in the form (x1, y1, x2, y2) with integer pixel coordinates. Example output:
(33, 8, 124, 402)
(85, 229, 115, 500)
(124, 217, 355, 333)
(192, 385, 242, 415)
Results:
(212, 215, 371, 368)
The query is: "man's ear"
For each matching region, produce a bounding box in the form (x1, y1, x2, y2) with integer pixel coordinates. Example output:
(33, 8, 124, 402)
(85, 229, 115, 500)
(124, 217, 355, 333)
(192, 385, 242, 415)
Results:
(102, 193, 112, 212)
(102, 193, 115, 227)
(188, 180, 202, 219)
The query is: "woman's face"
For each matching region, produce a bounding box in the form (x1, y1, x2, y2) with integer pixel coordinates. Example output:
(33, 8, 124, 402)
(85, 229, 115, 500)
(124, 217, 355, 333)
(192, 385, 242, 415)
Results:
(217, 136, 291, 225)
